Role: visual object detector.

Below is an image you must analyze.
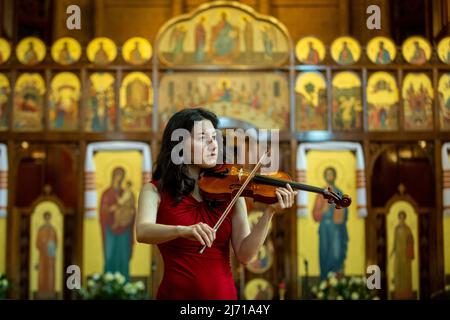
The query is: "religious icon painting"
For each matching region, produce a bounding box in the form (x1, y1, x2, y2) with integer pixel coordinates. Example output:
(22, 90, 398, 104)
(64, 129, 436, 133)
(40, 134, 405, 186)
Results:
(0, 38, 11, 64)
(443, 145, 450, 281)
(85, 72, 116, 132)
(402, 72, 433, 131)
(158, 72, 289, 131)
(295, 72, 327, 131)
(51, 37, 82, 65)
(330, 36, 361, 65)
(83, 147, 151, 282)
(156, 2, 291, 67)
(297, 149, 366, 282)
(0, 149, 5, 268)
(122, 37, 152, 65)
(119, 72, 153, 131)
(246, 239, 274, 274)
(401, 36, 431, 65)
(49, 72, 80, 131)
(29, 200, 64, 299)
(0, 73, 10, 131)
(367, 72, 399, 131)
(295, 36, 326, 65)
(13, 73, 45, 131)
(244, 278, 274, 300)
(87, 37, 117, 65)
(366, 36, 396, 65)
(331, 71, 363, 131)
(16, 37, 46, 66)
(438, 73, 450, 130)
(386, 200, 420, 299)
(437, 36, 450, 64)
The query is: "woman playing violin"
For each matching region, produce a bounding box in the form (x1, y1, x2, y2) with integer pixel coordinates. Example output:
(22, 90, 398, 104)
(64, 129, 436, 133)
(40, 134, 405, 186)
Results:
(136, 107, 297, 300)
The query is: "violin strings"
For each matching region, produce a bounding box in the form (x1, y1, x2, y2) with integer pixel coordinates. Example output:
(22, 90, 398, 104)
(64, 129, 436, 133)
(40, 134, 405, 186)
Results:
(199, 152, 268, 254)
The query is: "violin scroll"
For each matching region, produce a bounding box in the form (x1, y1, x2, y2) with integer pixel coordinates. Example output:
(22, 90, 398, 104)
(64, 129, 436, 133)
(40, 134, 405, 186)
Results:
(323, 186, 352, 209)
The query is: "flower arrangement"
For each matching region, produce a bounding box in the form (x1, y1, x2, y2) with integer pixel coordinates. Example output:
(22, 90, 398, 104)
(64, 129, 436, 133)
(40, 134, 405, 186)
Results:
(442, 284, 450, 300)
(0, 273, 10, 299)
(431, 284, 450, 299)
(79, 272, 148, 300)
(442, 285, 450, 299)
(310, 272, 380, 300)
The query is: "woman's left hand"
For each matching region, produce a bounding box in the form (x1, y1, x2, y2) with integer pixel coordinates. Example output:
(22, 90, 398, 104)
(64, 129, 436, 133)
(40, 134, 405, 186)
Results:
(268, 183, 298, 214)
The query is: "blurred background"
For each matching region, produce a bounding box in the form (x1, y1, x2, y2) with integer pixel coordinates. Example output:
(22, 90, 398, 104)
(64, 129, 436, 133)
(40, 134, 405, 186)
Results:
(0, 0, 449, 300)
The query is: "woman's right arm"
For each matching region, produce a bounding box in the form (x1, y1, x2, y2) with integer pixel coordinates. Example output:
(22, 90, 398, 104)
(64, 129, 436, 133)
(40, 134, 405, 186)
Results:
(135, 183, 215, 246)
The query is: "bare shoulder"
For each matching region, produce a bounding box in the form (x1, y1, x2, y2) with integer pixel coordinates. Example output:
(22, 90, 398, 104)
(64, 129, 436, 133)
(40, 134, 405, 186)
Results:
(138, 183, 160, 221)
(141, 182, 160, 199)
(142, 182, 158, 192)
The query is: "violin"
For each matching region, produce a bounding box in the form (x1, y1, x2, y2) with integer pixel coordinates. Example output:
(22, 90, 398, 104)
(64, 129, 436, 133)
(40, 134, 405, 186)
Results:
(198, 164, 351, 209)
(197, 153, 351, 254)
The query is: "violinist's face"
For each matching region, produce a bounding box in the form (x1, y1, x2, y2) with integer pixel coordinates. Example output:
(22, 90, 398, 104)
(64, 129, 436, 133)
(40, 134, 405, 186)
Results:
(189, 119, 218, 169)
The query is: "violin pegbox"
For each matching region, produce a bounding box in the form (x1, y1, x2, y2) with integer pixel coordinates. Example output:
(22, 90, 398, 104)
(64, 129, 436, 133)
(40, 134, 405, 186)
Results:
(323, 186, 351, 209)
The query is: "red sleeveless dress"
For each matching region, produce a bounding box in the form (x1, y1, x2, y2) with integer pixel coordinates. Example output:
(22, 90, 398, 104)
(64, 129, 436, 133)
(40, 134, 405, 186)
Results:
(151, 180, 238, 300)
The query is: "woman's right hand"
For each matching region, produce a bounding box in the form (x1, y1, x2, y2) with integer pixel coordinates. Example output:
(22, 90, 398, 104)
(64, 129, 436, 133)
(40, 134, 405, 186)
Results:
(176, 223, 216, 247)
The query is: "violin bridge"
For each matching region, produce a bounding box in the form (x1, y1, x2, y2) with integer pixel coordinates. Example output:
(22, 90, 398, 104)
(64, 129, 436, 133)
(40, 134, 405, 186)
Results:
(238, 168, 244, 181)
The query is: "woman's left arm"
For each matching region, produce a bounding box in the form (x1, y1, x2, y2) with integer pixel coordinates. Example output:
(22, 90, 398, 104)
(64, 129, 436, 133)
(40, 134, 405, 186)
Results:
(231, 184, 297, 264)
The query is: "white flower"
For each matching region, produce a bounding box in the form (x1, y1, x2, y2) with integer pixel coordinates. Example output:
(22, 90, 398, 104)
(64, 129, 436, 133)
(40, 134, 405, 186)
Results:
(372, 296, 380, 300)
(123, 283, 133, 294)
(114, 272, 126, 284)
(336, 295, 344, 300)
(124, 283, 137, 295)
(135, 281, 145, 291)
(351, 292, 359, 300)
(354, 277, 361, 285)
(0, 279, 7, 287)
(104, 272, 114, 282)
(317, 292, 324, 299)
(340, 278, 347, 285)
(311, 286, 318, 293)
(319, 281, 327, 290)
(329, 277, 338, 287)
(92, 273, 100, 281)
(87, 280, 95, 288)
(327, 271, 336, 279)
(445, 285, 450, 292)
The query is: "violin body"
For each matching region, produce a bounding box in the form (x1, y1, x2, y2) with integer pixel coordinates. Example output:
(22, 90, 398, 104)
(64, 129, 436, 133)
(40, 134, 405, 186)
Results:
(199, 164, 289, 204)
(198, 164, 352, 208)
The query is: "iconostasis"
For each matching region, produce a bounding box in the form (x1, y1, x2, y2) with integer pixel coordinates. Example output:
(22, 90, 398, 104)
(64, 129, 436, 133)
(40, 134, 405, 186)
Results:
(0, 1, 449, 300)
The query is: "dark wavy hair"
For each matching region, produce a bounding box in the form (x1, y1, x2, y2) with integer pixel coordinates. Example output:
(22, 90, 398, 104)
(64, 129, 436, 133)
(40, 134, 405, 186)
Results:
(153, 108, 219, 204)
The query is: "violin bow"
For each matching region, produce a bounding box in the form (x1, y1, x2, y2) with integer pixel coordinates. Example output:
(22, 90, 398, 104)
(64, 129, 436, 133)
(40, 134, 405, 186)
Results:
(199, 151, 268, 254)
